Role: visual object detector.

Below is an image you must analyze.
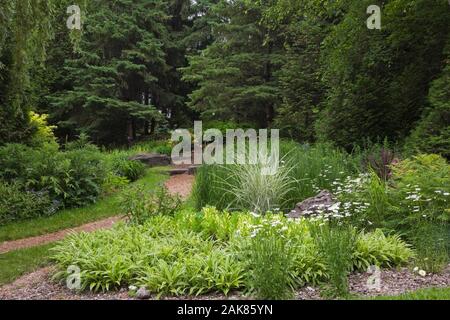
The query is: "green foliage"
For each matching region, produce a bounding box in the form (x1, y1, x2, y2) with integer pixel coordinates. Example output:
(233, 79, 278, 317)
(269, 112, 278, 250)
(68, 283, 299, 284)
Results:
(243, 220, 295, 300)
(312, 224, 357, 298)
(405, 42, 450, 159)
(281, 141, 360, 206)
(181, 0, 283, 127)
(193, 142, 360, 212)
(318, 0, 450, 150)
(107, 153, 146, 182)
(0, 167, 168, 242)
(121, 185, 182, 225)
(0, 181, 53, 225)
(52, 209, 414, 297)
(372, 287, 450, 300)
(52, 220, 245, 296)
(220, 160, 295, 214)
(410, 221, 449, 274)
(0, 0, 56, 145)
(336, 154, 449, 234)
(28, 112, 58, 148)
(353, 229, 414, 271)
(192, 164, 235, 211)
(390, 154, 450, 228)
(0, 142, 107, 210)
(49, 0, 168, 145)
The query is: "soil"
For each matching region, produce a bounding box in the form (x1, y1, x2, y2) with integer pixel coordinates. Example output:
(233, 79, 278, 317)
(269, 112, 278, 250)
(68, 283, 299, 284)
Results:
(0, 266, 448, 300)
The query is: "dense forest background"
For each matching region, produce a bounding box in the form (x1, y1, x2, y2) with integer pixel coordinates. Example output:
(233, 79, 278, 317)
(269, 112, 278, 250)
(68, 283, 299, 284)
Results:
(0, 0, 449, 156)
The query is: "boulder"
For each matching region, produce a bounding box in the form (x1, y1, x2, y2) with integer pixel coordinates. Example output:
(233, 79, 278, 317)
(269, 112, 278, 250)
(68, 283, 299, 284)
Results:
(288, 190, 335, 218)
(135, 287, 151, 299)
(129, 153, 171, 167)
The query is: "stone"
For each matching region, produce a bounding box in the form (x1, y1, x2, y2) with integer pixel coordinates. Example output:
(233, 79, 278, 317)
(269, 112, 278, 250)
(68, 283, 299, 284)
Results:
(135, 287, 151, 299)
(187, 165, 200, 175)
(129, 153, 171, 167)
(288, 190, 335, 218)
(169, 168, 188, 176)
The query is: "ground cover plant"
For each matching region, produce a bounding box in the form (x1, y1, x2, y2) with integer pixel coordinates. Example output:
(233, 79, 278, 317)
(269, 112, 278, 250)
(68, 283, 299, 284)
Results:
(51, 207, 414, 298)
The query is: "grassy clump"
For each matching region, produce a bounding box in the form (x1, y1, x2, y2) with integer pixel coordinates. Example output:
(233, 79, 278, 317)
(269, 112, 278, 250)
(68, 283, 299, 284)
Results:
(192, 142, 360, 212)
(311, 224, 356, 298)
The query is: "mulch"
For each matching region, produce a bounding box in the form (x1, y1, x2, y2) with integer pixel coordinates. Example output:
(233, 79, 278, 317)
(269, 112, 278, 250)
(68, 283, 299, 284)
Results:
(1, 266, 448, 300)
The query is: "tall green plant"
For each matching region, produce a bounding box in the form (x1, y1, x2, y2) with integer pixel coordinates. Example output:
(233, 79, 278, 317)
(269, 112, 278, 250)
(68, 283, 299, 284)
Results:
(312, 224, 357, 298)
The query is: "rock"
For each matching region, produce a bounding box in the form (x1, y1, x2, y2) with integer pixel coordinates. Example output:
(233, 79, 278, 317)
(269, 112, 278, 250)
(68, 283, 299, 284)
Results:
(288, 190, 335, 218)
(128, 285, 137, 291)
(169, 168, 188, 176)
(135, 287, 151, 299)
(129, 153, 171, 167)
(187, 165, 200, 175)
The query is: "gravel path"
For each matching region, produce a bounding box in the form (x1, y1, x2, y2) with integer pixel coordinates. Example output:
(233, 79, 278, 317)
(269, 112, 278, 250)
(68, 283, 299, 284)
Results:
(164, 173, 195, 199)
(0, 172, 195, 254)
(1, 266, 448, 300)
(0, 217, 121, 254)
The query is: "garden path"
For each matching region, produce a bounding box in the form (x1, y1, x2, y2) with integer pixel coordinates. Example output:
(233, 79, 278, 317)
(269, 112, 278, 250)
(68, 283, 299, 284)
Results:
(0, 173, 194, 254)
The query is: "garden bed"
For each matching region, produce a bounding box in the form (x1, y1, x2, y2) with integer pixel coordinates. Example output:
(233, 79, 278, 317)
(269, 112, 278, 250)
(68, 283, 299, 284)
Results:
(1, 265, 448, 300)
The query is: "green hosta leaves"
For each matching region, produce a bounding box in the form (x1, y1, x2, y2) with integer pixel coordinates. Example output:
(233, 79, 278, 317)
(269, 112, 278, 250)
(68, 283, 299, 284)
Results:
(51, 210, 415, 297)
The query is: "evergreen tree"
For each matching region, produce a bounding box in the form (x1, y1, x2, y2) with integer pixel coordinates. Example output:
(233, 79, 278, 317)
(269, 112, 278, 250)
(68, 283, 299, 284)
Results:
(50, 0, 169, 145)
(318, 0, 450, 150)
(181, 0, 284, 127)
(406, 36, 450, 159)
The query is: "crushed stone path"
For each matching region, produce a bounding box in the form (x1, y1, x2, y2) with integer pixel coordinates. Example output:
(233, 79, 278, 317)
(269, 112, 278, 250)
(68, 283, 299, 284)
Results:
(0, 172, 195, 254)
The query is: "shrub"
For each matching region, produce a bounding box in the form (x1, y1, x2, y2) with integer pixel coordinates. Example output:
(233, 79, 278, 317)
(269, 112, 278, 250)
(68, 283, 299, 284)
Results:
(102, 173, 130, 195)
(28, 111, 58, 148)
(121, 185, 182, 225)
(0, 181, 55, 225)
(0, 141, 107, 210)
(108, 153, 145, 182)
(353, 229, 414, 271)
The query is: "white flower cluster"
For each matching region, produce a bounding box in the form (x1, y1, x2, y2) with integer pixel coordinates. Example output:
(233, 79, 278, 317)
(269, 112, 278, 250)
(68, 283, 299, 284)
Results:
(333, 173, 370, 196)
(245, 214, 289, 239)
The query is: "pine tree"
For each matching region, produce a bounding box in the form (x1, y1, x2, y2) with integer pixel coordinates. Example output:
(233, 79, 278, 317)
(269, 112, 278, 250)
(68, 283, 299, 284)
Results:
(181, 0, 284, 127)
(50, 0, 169, 145)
